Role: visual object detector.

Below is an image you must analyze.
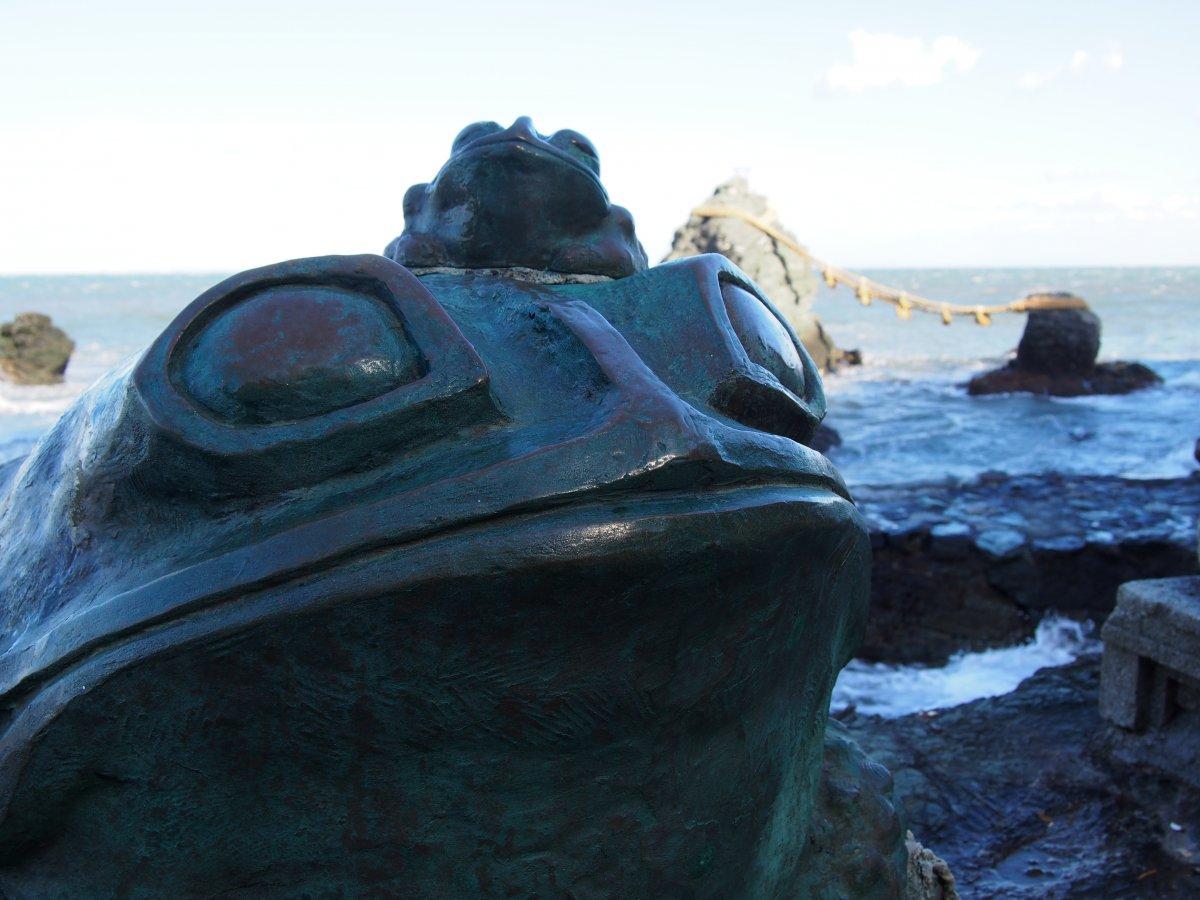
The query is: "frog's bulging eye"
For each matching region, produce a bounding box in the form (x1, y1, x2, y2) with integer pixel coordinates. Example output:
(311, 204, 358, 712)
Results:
(134, 255, 496, 495)
(452, 121, 503, 153)
(721, 283, 807, 399)
(549, 130, 600, 175)
(179, 286, 426, 426)
(707, 278, 821, 445)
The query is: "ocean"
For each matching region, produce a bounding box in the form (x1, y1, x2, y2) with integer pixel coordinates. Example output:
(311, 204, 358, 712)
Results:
(2, 267, 1197, 715)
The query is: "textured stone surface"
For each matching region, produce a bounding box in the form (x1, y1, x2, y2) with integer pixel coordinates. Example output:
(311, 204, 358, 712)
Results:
(665, 177, 848, 371)
(0, 312, 74, 385)
(857, 473, 1200, 664)
(1017, 302, 1101, 374)
(967, 359, 1162, 396)
(968, 294, 1161, 396)
(905, 833, 959, 900)
(1101, 576, 1200, 730)
(841, 657, 1200, 897)
(793, 721, 912, 898)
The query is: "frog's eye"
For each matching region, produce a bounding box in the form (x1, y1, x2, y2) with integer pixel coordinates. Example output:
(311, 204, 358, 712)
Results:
(179, 285, 426, 425)
(721, 283, 807, 400)
(549, 130, 600, 175)
(134, 255, 496, 495)
(452, 121, 502, 153)
(709, 279, 823, 445)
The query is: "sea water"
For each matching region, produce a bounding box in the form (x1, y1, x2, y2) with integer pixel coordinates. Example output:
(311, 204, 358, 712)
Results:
(1, 267, 1197, 715)
(830, 616, 1100, 718)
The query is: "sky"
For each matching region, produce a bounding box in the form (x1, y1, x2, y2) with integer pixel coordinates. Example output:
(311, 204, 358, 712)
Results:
(1, 0, 1197, 274)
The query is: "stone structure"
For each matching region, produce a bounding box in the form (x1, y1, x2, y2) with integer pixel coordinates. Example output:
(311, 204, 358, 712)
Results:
(665, 177, 849, 371)
(0, 312, 74, 385)
(968, 293, 1161, 396)
(0, 118, 919, 895)
(1100, 576, 1200, 731)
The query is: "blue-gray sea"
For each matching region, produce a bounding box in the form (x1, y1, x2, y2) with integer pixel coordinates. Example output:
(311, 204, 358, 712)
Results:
(2, 267, 1196, 484)
(1, 267, 1196, 715)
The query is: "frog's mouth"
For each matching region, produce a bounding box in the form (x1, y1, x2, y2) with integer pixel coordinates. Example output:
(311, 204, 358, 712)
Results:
(0, 478, 862, 794)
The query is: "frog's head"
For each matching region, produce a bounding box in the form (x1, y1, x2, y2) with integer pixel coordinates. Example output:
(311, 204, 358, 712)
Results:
(0, 124, 869, 894)
(385, 116, 647, 278)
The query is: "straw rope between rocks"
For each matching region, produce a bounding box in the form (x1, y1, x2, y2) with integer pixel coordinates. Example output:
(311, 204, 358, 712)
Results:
(691, 205, 1088, 325)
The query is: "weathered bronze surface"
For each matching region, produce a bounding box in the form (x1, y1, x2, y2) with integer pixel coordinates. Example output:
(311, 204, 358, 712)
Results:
(0, 118, 898, 896)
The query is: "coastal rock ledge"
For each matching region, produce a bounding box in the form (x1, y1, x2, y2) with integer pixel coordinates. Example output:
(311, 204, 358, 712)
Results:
(841, 656, 1200, 897)
(858, 472, 1200, 665)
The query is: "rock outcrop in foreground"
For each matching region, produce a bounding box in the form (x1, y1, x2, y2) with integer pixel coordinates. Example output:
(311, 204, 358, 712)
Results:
(969, 295, 1161, 396)
(665, 177, 851, 371)
(0, 312, 74, 385)
(841, 657, 1200, 897)
(857, 472, 1200, 664)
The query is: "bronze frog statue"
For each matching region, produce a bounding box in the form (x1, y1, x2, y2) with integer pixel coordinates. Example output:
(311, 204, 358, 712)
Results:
(0, 118, 905, 897)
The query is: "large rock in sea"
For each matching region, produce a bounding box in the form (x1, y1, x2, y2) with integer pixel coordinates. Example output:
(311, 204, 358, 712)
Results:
(968, 292, 1161, 396)
(665, 177, 849, 371)
(0, 117, 923, 896)
(0, 312, 74, 385)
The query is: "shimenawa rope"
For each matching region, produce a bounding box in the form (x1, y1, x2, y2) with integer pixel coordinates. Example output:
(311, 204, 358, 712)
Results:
(690, 205, 1088, 325)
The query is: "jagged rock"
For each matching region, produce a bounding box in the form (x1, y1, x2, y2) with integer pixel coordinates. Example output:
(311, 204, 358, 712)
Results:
(841, 657, 1200, 897)
(795, 721, 912, 898)
(905, 833, 959, 899)
(665, 177, 853, 371)
(968, 294, 1161, 396)
(0, 312, 74, 385)
(857, 473, 1200, 664)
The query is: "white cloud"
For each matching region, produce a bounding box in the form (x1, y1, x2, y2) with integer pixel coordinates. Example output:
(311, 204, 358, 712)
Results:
(1017, 45, 1124, 90)
(823, 31, 981, 93)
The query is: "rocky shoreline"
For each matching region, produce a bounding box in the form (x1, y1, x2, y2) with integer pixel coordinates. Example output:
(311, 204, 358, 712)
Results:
(854, 472, 1200, 664)
(841, 656, 1200, 897)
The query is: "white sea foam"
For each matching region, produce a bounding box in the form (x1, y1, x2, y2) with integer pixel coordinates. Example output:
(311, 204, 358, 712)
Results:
(830, 616, 1100, 719)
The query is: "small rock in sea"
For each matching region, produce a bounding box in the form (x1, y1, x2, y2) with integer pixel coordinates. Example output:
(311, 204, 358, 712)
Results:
(1068, 427, 1093, 442)
(0, 312, 74, 385)
(967, 294, 1162, 397)
(1017, 301, 1101, 375)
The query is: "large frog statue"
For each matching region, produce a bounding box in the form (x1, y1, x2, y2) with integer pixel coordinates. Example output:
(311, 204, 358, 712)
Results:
(0, 118, 906, 896)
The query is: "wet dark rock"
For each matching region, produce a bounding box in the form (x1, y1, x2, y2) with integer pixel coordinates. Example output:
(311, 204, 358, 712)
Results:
(0, 312, 74, 385)
(858, 473, 1200, 664)
(665, 177, 847, 371)
(968, 294, 1161, 396)
(1018, 303, 1101, 374)
(968, 359, 1162, 397)
(810, 422, 842, 454)
(841, 657, 1200, 897)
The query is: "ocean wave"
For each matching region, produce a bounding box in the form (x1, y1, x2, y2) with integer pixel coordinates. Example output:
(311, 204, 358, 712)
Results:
(830, 616, 1099, 719)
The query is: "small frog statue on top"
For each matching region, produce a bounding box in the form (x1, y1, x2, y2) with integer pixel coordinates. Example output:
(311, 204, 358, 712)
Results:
(0, 117, 912, 897)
